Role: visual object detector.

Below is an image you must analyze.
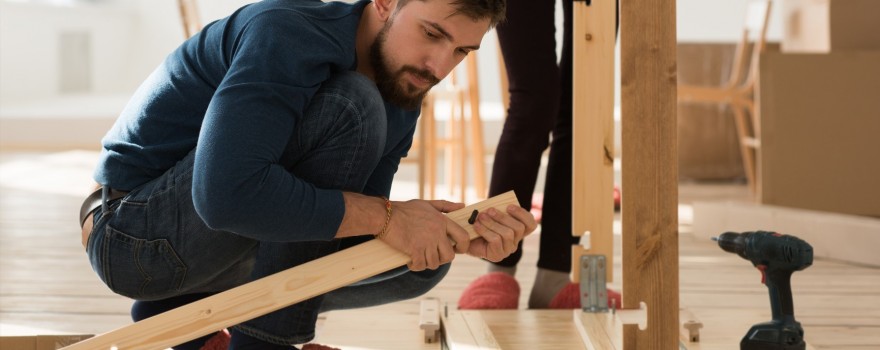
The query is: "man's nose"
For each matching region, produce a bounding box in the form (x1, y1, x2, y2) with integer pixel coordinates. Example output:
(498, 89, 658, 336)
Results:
(424, 50, 458, 80)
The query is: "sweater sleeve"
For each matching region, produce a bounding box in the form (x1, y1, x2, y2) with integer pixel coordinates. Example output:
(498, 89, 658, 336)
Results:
(191, 11, 349, 242)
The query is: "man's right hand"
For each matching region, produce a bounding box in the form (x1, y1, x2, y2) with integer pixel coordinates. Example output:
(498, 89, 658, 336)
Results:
(337, 193, 534, 271)
(379, 199, 469, 271)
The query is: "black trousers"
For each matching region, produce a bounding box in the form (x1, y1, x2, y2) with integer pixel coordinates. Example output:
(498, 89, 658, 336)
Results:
(489, 0, 577, 272)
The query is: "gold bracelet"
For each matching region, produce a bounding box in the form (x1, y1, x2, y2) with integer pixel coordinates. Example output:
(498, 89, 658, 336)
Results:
(377, 197, 393, 238)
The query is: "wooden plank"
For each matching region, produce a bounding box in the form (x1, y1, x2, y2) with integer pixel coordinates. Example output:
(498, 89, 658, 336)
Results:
(441, 311, 501, 350)
(619, 0, 679, 348)
(477, 310, 588, 350)
(61, 192, 518, 350)
(572, 0, 616, 283)
(420, 298, 441, 343)
(310, 308, 441, 350)
(573, 308, 647, 350)
(573, 312, 617, 350)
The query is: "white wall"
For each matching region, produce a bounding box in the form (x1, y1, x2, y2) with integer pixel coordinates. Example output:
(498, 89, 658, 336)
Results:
(0, 1, 138, 100)
(678, 0, 783, 42)
(0, 0, 781, 116)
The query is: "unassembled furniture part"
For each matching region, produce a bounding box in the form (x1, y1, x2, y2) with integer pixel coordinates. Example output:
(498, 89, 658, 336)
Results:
(419, 298, 441, 343)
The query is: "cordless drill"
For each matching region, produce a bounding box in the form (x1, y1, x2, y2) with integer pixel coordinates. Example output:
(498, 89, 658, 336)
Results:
(713, 231, 813, 350)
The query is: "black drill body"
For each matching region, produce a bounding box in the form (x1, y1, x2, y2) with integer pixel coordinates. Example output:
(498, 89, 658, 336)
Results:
(715, 231, 813, 350)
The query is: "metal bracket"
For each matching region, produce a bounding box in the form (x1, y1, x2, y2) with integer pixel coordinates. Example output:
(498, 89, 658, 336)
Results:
(579, 255, 608, 313)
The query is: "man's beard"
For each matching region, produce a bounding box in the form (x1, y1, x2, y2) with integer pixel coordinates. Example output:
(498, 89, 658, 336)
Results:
(370, 22, 440, 111)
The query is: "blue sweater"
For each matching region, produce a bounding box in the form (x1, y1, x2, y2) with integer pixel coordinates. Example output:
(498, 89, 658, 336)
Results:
(94, 0, 419, 242)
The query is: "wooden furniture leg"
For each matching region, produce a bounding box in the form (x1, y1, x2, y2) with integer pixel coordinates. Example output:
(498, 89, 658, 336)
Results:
(62, 192, 518, 350)
(571, 0, 617, 284)
(619, 0, 679, 347)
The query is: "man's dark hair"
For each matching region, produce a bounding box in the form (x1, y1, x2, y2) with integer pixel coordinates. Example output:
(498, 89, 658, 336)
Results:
(397, 0, 506, 28)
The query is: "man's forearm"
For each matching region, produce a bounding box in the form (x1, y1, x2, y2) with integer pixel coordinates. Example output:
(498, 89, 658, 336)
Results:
(336, 192, 389, 238)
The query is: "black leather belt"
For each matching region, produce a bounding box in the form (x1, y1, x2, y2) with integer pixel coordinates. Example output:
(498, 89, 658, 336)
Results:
(79, 187, 128, 228)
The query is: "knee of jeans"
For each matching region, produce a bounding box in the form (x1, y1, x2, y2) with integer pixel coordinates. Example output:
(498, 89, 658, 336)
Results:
(322, 71, 386, 149)
(401, 263, 451, 299)
(322, 71, 384, 122)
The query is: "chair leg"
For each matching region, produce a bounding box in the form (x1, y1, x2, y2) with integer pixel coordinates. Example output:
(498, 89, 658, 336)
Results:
(731, 104, 757, 194)
(466, 53, 487, 199)
(458, 90, 468, 203)
(418, 99, 430, 200)
(425, 95, 437, 200)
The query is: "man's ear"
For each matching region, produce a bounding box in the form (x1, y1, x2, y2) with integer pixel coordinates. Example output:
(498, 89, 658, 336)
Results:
(373, 0, 397, 22)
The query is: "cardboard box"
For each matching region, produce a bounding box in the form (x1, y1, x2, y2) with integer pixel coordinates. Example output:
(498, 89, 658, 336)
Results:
(782, 0, 880, 53)
(757, 51, 880, 217)
(0, 335, 93, 350)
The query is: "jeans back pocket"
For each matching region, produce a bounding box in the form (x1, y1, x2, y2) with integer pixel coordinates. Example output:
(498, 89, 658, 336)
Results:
(100, 226, 187, 300)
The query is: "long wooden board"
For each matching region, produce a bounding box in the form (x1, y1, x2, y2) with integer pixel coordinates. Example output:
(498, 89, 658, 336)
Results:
(442, 311, 501, 350)
(619, 0, 679, 348)
(62, 192, 518, 350)
(572, 0, 617, 283)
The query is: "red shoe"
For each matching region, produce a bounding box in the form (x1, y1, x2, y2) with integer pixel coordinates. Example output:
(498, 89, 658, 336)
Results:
(548, 283, 622, 309)
(200, 329, 230, 350)
(457, 272, 520, 309)
(614, 185, 621, 211)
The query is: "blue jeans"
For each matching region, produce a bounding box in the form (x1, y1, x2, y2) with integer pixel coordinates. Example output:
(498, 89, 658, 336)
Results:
(86, 71, 449, 346)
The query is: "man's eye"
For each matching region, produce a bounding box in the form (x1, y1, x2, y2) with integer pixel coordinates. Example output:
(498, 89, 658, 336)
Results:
(425, 30, 439, 39)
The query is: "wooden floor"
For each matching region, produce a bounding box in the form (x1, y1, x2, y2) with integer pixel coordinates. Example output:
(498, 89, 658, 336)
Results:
(1, 150, 878, 349)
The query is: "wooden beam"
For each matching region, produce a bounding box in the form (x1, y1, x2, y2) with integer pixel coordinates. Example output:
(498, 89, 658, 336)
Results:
(62, 192, 518, 350)
(620, 0, 679, 348)
(572, 0, 617, 283)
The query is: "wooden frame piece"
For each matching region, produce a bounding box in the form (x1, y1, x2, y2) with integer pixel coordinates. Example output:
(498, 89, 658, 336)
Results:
(441, 311, 501, 350)
(572, 0, 617, 284)
(420, 298, 441, 343)
(62, 192, 518, 350)
(618, 0, 679, 347)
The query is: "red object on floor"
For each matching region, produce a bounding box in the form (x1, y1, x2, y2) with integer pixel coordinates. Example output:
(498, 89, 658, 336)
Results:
(302, 344, 341, 350)
(548, 283, 622, 309)
(613, 185, 621, 211)
(199, 329, 230, 350)
(457, 272, 520, 309)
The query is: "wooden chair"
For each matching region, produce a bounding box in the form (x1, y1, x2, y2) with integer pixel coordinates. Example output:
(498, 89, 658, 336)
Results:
(677, 0, 771, 194)
(413, 53, 487, 202)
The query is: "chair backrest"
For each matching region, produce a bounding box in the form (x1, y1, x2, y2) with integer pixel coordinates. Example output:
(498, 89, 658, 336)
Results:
(731, 0, 772, 88)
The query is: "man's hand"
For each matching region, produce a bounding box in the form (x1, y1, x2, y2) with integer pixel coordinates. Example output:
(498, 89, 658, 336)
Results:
(465, 204, 537, 262)
(378, 199, 470, 271)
